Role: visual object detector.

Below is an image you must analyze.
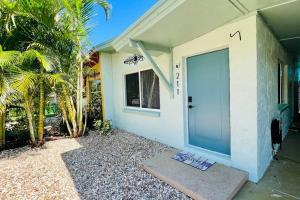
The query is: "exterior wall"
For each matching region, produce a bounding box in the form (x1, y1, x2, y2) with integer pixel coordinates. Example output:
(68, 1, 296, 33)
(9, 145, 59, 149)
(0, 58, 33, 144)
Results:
(174, 15, 259, 181)
(110, 52, 184, 147)
(256, 17, 294, 180)
(103, 15, 261, 181)
(101, 53, 115, 121)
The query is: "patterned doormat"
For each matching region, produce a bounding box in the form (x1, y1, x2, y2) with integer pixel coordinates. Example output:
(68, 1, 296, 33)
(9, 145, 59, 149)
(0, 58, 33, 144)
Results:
(172, 151, 215, 171)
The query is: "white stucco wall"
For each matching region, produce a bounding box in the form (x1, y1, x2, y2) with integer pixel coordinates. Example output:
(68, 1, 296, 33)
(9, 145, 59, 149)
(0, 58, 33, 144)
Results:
(109, 52, 185, 148)
(102, 15, 265, 182)
(173, 15, 259, 181)
(256, 17, 294, 180)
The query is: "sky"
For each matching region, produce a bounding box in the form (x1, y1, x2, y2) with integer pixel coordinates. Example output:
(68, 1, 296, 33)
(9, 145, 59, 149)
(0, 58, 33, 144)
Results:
(88, 0, 157, 47)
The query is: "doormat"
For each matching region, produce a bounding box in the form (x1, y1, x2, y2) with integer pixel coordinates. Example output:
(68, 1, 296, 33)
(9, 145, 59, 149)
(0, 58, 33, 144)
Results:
(172, 151, 215, 171)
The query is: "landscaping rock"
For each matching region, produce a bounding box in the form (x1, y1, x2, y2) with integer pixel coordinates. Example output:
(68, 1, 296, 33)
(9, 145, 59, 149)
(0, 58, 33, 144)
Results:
(0, 130, 190, 200)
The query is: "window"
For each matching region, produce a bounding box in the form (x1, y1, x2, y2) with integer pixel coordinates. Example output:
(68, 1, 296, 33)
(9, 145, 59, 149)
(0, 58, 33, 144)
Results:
(125, 72, 140, 107)
(89, 80, 102, 119)
(278, 62, 288, 104)
(91, 80, 101, 94)
(141, 69, 160, 109)
(125, 69, 160, 110)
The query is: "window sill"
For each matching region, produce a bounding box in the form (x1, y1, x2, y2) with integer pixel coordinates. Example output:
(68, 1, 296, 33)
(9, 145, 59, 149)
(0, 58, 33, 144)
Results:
(123, 107, 161, 117)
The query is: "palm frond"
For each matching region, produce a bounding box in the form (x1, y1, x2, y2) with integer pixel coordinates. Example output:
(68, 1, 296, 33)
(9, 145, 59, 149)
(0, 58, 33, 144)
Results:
(0, 48, 20, 68)
(26, 42, 46, 51)
(0, 0, 17, 33)
(21, 49, 54, 72)
(95, 0, 111, 20)
(10, 71, 38, 95)
(45, 73, 69, 86)
(0, 75, 18, 113)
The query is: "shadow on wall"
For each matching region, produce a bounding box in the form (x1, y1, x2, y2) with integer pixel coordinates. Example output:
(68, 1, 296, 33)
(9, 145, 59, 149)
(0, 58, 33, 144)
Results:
(60, 131, 183, 200)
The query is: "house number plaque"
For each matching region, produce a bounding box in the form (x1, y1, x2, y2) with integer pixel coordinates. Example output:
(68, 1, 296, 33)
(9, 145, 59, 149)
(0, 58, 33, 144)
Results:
(175, 64, 181, 95)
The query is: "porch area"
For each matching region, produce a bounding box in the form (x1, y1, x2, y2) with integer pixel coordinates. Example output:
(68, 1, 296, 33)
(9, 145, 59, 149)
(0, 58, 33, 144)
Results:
(142, 149, 248, 200)
(236, 130, 300, 199)
(142, 130, 300, 200)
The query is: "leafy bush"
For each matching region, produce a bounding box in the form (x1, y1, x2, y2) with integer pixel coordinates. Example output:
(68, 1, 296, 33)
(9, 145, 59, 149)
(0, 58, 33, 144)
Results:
(93, 120, 113, 135)
(5, 130, 30, 149)
(87, 87, 102, 129)
(4, 107, 30, 149)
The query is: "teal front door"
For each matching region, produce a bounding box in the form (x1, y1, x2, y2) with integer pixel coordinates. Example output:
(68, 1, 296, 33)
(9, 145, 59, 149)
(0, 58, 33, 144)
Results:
(187, 48, 230, 155)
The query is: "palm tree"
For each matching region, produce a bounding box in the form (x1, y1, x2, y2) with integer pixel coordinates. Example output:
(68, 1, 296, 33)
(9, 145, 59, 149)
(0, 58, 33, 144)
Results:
(1, 0, 72, 143)
(61, 0, 111, 136)
(0, 0, 111, 145)
(0, 45, 20, 147)
(0, 46, 55, 145)
(18, 0, 111, 137)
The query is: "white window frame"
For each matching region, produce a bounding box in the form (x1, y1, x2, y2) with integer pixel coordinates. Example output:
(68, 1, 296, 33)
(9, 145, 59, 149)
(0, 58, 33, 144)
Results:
(123, 69, 160, 112)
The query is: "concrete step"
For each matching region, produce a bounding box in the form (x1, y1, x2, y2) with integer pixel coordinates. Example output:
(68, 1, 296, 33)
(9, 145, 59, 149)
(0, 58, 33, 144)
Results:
(142, 149, 248, 200)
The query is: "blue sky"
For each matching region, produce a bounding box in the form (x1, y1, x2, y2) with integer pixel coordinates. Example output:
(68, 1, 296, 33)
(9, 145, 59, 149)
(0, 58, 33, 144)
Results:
(88, 0, 157, 46)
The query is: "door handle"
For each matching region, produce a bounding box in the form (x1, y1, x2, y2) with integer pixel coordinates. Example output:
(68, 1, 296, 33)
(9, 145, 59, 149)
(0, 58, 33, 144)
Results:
(188, 105, 195, 109)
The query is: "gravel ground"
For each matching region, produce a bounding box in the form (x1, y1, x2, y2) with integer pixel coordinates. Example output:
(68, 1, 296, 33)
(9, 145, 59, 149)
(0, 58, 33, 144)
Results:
(0, 130, 191, 200)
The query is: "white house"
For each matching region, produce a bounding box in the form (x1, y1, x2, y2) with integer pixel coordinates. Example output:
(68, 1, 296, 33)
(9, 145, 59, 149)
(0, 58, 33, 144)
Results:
(92, 0, 300, 182)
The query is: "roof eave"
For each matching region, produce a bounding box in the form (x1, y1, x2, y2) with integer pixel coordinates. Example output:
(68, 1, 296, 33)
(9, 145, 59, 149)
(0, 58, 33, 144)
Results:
(111, 0, 187, 52)
(93, 38, 115, 53)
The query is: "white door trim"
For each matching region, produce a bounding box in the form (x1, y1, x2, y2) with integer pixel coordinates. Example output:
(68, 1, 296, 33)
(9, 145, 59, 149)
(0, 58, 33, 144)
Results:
(181, 45, 231, 160)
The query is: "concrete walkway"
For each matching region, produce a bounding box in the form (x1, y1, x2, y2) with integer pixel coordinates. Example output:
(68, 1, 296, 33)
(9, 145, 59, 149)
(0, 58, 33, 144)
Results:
(235, 131, 300, 200)
(143, 149, 248, 200)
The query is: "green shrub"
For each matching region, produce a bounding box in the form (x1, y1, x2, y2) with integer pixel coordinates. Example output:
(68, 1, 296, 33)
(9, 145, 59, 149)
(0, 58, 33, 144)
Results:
(93, 120, 113, 135)
(5, 129, 30, 149)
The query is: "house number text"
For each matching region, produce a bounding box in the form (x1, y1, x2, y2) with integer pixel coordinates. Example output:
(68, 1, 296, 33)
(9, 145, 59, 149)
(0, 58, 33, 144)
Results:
(175, 64, 181, 95)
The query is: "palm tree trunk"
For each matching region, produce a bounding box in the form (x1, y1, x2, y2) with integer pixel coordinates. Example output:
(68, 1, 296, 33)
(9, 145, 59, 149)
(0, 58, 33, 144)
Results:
(0, 72, 5, 148)
(70, 96, 78, 137)
(0, 111, 5, 148)
(38, 80, 45, 144)
(62, 107, 73, 137)
(62, 86, 77, 136)
(82, 106, 87, 136)
(57, 96, 73, 137)
(76, 66, 80, 126)
(76, 60, 83, 136)
(24, 93, 36, 145)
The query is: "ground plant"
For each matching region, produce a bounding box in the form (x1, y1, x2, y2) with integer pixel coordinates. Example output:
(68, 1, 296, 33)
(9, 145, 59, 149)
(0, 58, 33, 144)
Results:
(93, 119, 113, 135)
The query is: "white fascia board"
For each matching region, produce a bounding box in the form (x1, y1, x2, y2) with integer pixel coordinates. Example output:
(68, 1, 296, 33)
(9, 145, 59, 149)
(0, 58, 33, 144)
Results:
(258, 0, 299, 11)
(93, 39, 115, 52)
(112, 0, 187, 52)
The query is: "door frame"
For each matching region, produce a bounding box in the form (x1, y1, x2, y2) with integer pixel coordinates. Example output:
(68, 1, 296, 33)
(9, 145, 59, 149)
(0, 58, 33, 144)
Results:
(182, 45, 232, 159)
